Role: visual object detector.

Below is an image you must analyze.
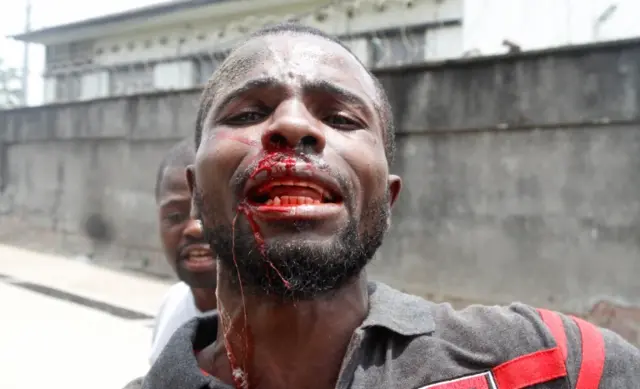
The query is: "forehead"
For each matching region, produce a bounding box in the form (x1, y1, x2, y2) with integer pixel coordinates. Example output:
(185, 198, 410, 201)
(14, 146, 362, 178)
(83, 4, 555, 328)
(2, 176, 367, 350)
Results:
(215, 34, 378, 100)
(158, 167, 189, 201)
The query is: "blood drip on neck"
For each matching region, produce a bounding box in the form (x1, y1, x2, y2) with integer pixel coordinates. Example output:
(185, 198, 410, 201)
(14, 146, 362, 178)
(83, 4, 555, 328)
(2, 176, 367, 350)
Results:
(217, 139, 322, 389)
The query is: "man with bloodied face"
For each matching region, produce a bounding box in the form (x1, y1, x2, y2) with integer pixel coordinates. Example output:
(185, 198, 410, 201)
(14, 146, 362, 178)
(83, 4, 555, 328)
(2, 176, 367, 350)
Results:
(143, 23, 639, 389)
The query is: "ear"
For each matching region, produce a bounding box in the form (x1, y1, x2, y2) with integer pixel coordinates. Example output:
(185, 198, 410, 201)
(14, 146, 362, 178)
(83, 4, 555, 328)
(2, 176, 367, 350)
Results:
(387, 174, 402, 208)
(186, 164, 196, 195)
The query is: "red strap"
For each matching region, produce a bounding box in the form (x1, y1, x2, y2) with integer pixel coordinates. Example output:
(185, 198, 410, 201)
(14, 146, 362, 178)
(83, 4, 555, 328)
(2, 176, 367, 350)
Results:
(572, 316, 605, 389)
(492, 347, 567, 388)
(537, 308, 568, 360)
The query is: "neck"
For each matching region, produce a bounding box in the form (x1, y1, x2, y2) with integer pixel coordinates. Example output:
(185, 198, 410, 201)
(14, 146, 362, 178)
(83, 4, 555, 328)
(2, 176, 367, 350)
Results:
(211, 264, 369, 389)
(192, 287, 218, 312)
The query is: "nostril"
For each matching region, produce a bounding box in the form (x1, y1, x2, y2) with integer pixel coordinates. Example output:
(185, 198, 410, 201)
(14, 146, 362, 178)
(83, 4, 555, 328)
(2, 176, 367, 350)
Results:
(300, 135, 318, 149)
(268, 133, 288, 149)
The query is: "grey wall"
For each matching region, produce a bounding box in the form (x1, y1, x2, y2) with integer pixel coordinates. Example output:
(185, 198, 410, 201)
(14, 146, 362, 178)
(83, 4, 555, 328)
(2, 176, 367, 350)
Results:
(0, 91, 201, 275)
(1, 39, 639, 320)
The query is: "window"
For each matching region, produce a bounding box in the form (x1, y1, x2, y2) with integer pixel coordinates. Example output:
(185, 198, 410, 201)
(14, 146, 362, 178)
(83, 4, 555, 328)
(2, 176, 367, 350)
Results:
(109, 64, 154, 96)
(55, 73, 82, 102)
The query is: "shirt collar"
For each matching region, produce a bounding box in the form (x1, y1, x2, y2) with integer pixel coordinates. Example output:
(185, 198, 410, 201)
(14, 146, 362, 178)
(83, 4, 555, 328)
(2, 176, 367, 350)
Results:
(360, 282, 436, 336)
(144, 284, 434, 388)
(143, 313, 221, 389)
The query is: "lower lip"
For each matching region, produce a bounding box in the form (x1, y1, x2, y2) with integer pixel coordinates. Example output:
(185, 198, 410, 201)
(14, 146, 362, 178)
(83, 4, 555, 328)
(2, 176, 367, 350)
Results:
(248, 203, 345, 221)
(182, 257, 215, 272)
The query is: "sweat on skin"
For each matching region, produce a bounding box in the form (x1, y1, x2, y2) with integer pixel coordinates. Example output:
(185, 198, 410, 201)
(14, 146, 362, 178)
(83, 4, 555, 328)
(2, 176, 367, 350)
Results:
(143, 23, 640, 389)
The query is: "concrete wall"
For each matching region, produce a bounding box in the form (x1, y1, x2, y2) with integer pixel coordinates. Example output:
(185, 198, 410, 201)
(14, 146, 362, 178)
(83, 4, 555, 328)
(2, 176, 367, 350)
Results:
(372, 39, 640, 316)
(0, 91, 201, 275)
(1, 39, 640, 342)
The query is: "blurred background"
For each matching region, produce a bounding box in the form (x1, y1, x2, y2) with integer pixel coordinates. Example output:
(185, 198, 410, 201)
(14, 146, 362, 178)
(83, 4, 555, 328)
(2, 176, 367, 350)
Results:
(0, 0, 639, 388)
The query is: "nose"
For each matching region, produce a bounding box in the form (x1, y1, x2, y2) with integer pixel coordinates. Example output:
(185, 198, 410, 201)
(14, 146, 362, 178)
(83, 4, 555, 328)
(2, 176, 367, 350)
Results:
(261, 100, 326, 154)
(183, 217, 203, 240)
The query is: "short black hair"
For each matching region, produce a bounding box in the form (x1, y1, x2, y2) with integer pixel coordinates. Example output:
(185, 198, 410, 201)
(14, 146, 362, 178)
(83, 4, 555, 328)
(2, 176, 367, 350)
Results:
(154, 139, 195, 201)
(194, 22, 395, 164)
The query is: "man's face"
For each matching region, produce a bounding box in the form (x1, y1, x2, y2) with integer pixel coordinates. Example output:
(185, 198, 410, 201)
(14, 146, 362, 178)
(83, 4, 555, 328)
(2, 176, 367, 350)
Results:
(158, 166, 217, 288)
(192, 34, 401, 300)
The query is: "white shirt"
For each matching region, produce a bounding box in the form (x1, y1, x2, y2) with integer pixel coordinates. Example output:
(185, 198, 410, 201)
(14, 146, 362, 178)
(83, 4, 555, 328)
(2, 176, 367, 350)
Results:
(148, 282, 216, 365)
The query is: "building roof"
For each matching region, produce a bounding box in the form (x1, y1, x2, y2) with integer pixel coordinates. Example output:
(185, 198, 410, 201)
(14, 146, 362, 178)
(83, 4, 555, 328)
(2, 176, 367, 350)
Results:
(10, 0, 233, 44)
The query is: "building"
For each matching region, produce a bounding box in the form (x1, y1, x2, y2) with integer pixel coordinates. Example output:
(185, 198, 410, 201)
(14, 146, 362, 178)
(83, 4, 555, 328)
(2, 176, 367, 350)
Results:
(10, 0, 464, 104)
(9, 0, 632, 106)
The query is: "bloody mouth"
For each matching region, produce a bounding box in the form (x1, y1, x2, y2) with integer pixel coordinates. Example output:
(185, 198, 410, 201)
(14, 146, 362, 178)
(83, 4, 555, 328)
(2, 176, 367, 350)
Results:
(247, 179, 342, 207)
(220, 151, 347, 389)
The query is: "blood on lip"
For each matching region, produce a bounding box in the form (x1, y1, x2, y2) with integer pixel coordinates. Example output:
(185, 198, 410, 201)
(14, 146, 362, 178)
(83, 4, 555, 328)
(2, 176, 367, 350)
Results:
(223, 149, 335, 389)
(249, 180, 336, 206)
(245, 152, 342, 209)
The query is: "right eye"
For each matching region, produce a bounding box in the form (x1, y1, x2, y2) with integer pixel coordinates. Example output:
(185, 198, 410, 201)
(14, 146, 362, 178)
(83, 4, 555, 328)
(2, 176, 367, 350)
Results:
(225, 111, 268, 125)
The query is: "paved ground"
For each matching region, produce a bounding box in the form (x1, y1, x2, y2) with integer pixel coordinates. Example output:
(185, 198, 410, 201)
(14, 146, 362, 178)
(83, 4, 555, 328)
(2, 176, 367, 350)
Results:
(0, 244, 172, 389)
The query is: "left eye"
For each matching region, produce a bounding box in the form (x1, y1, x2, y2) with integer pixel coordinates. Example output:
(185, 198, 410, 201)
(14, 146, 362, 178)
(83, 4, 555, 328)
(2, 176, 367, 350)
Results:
(324, 115, 361, 131)
(165, 212, 188, 225)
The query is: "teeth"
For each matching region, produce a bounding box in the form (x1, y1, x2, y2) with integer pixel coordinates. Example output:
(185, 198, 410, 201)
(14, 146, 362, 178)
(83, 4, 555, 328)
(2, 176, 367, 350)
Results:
(262, 196, 322, 206)
(187, 256, 211, 262)
(259, 180, 333, 201)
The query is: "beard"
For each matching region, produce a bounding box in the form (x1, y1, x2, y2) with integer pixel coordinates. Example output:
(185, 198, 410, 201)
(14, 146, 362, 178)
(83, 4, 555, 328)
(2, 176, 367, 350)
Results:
(194, 190, 389, 301)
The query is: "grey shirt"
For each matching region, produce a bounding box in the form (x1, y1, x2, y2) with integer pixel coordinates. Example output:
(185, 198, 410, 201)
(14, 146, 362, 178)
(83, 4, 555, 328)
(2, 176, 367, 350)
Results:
(143, 282, 640, 388)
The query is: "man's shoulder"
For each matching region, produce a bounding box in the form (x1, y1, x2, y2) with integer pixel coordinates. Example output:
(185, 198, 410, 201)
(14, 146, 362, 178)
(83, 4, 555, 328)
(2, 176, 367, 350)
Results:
(163, 282, 192, 302)
(415, 299, 640, 386)
(149, 282, 199, 365)
(429, 301, 554, 357)
(121, 377, 144, 389)
(156, 282, 195, 317)
(368, 282, 554, 359)
(154, 282, 193, 324)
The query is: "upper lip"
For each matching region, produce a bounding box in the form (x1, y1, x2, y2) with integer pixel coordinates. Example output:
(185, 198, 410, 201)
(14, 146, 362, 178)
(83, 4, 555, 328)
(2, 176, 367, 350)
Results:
(179, 243, 213, 260)
(243, 161, 343, 203)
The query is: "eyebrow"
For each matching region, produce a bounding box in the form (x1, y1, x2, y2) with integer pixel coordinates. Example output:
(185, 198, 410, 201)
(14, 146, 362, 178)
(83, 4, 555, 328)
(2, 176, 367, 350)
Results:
(159, 196, 190, 209)
(212, 76, 373, 118)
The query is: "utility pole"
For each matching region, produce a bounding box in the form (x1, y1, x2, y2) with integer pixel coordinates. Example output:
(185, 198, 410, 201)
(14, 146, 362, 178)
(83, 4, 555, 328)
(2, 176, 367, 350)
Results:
(21, 0, 32, 105)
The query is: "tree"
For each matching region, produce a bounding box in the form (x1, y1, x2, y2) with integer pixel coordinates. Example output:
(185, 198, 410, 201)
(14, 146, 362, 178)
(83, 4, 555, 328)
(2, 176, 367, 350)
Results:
(0, 58, 23, 109)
